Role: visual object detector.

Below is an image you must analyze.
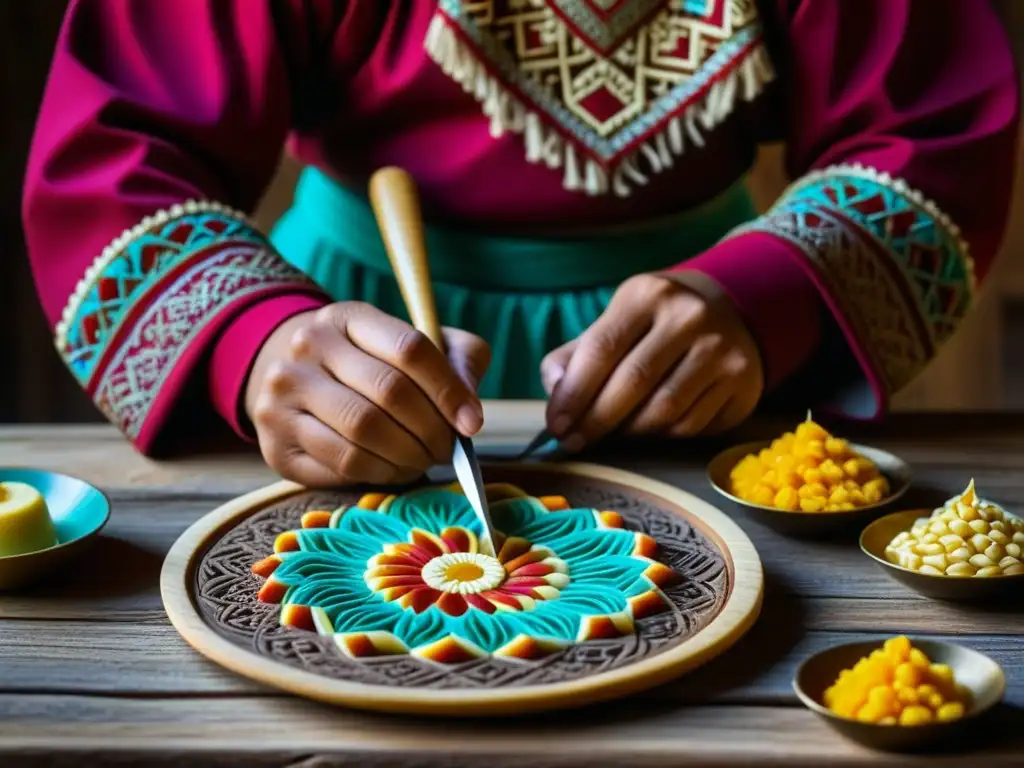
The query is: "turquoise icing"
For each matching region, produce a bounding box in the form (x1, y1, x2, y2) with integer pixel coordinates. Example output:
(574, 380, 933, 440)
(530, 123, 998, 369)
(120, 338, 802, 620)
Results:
(269, 488, 669, 654)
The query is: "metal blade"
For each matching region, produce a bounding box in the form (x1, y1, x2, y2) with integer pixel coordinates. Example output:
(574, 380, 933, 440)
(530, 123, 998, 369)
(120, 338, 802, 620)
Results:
(452, 434, 499, 558)
(514, 428, 558, 461)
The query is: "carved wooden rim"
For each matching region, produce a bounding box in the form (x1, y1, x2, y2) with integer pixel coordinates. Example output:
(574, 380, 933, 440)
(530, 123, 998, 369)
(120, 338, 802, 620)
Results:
(161, 462, 764, 716)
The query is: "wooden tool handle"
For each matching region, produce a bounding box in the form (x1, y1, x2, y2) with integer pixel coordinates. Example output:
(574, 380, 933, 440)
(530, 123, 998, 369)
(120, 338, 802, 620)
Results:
(369, 167, 445, 350)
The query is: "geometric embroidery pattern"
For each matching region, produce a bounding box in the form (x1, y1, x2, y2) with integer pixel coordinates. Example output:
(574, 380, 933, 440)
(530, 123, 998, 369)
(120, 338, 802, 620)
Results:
(426, 0, 773, 196)
(729, 163, 974, 394)
(55, 201, 319, 439)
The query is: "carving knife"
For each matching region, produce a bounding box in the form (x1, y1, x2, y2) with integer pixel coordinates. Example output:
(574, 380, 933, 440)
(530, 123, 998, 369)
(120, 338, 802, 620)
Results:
(369, 167, 500, 558)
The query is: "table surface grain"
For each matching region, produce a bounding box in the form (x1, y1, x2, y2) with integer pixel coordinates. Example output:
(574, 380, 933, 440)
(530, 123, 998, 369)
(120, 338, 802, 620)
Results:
(1, 410, 1023, 767)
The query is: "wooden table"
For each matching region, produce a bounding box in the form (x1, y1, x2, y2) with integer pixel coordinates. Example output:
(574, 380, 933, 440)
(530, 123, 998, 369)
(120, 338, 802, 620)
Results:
(1, 411, 1023, 766)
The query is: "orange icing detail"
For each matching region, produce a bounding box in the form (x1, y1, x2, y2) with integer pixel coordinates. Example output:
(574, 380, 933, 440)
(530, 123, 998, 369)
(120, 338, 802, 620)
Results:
(257, 579, 287, 603)
(599, 510, 625, 528)
(300, 510, 332, 528)
(633, 533, 658, 558)
(502, 549, 550, 573)
(578, 615, 633, 641)
(494, 635, 565, 660)
(643, 562, 681, 588)
(280, 604, 315, 631)
(538, 495, 571, 511)
(273, 530, 299, 553)
(628, 590, 669, 620)
(357, 493, 390, 510)
(497, 536, 533, 564)
(250, 555, 281, 578)
(414, 636, 484, 664)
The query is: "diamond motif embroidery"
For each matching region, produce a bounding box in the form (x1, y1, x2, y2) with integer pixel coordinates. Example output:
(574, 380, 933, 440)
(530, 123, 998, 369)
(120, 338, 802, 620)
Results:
(57, 203, 319, 440)
(730, 165, 973, 393)
(427, 0, 773, 196)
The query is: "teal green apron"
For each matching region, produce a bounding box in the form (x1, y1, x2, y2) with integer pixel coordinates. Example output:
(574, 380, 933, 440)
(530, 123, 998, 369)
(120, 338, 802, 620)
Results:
(270, 168, 757, 399)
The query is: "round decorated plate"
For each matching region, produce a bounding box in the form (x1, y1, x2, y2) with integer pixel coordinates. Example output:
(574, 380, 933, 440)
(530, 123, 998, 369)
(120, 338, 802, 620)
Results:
(161, 463, 763, 716)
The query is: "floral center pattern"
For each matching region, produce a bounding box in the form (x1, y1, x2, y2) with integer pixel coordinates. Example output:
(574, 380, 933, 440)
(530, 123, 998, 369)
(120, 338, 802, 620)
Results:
(252, 483, 682, 663)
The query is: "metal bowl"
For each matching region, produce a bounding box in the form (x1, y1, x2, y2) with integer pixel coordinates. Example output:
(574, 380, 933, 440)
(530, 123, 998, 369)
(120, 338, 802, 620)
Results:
(793, 638, 1005, 753)
(860, 509, 1024, 602)
(706, 441, 911, 537)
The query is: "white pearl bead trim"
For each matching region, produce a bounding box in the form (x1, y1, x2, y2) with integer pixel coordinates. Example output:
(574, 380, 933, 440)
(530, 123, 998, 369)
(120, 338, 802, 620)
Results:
(53, 200, 256, 351)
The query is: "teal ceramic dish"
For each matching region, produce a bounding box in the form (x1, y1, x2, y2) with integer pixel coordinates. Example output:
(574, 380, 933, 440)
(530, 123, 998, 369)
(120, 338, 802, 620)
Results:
(0, 468, 110, 590)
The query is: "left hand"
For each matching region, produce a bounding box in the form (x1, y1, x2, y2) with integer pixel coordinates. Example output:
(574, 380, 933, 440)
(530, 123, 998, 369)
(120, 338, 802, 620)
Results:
(541, 272, 764, 450)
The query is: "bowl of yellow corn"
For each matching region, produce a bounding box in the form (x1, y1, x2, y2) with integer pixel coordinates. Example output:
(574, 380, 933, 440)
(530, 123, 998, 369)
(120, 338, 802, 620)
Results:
(794, 635, 1005, 753)
(860, 480, 1024, 601)
(706, 415, 911, 535)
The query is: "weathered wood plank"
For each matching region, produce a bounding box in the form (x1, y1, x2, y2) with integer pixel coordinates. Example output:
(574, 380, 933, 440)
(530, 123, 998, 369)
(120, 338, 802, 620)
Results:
(1, 620, 1020, 710)
(1, 695, 1021, 767)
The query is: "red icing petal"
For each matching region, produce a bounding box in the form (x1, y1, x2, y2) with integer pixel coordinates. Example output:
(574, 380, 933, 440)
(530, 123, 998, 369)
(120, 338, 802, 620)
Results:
(400, 587, 443, 613)
(441, 527, 474, 553)
(387, 543, 435, 566)
(497, 585, 541, 596)
(482, 591, 523, 609)
(503, 576, 548, 588)
(436, 592, 469, 617)
(510, 562, 554, 578)
(410, 530, 446, 557)
(464, 594, 496, 614)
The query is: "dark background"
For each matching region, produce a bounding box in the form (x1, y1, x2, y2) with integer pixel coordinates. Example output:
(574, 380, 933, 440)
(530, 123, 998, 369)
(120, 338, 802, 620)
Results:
(4, 2, 1024, 427)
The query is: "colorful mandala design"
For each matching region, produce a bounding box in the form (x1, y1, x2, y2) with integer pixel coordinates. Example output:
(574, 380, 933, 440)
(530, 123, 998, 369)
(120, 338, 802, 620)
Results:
(729, 163, 973, 394)
(252, 483, 681, 663)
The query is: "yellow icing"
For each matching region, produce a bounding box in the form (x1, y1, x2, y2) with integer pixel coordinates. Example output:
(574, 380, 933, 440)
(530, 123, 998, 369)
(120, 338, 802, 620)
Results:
(0, 481, 58, 557)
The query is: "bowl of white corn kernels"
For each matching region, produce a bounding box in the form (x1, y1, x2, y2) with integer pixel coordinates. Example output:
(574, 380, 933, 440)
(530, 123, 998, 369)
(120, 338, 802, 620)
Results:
(860, 479, 1024, 602)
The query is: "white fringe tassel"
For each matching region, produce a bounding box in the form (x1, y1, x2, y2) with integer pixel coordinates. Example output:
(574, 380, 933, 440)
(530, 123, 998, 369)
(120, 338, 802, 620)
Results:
(425, 14, 776, 198)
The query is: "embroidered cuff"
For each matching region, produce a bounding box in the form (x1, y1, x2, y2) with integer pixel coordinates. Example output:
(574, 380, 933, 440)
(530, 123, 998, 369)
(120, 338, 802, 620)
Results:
(729, 163, 974, 415)
(210, 293, 329, 441)
(674, 232, 824, 392)
(55, 201, 322, 453)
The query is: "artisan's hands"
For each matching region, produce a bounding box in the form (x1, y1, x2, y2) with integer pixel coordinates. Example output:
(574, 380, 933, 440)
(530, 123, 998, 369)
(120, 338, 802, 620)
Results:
(245, 303, 490, 487)
(541, 273, 763, 450)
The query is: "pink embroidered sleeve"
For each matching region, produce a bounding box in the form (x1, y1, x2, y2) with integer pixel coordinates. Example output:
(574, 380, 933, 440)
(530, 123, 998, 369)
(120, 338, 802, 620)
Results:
(22, 0, 330, 454)
(679, 0, 1019, 419)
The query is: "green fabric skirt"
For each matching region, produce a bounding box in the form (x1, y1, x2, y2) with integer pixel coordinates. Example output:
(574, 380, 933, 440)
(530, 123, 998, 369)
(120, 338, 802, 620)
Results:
(270, 168, 758, 399)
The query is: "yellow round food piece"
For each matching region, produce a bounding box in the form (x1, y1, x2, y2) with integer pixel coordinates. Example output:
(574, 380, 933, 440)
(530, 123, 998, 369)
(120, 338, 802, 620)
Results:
(728, 416, 889, 512)
(0, 481, 58, 557)
(823, 636, 972, 726)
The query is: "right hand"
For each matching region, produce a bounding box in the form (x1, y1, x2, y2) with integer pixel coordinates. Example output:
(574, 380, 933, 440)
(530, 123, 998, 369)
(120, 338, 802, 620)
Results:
(245, 302, 491, 488)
